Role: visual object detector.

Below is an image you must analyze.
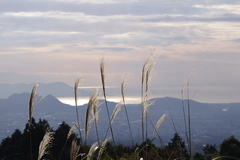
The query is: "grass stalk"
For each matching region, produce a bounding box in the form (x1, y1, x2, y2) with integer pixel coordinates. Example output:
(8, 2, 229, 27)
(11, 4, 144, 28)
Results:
(58, 125, 75, 160)
(100, 56, 115, 146)
(38, 130, 54, 160)
(85, 94, 94, 145)
(181, 68, 199, 157)
(74, 73, 82, 143)
(28, 82, 39, 160)
(121, 74, 134, 146)
(104, 101, 122, 140)
(86, 141, 98, 160)
(141, 53, 154, 143)
(70, 137, 81, 160)
(97, 137, 111, 160)
(91, 88, 100, 145)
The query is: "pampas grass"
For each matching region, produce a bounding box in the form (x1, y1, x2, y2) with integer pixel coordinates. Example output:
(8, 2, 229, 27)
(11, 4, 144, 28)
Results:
(86, 141, 98, 160)
(58, 125, 76, 160)
(121, 74, 134, 146)
(28, 81, 39, 160)
(38, 130, 54, 160)
(110, 101, 122, 124)
(181, 68, 200, 157)
(19, 54, 197, 159)
(91, 89, 100, 145)
(141, 53, 154, 143)
(100, 55, 115, 146)
(28, 82, 39, 126)
(74, 72, 82, 143)
(70, 137, 81, 160)
(153, 113, 168, 137)
(85, 88, 100, 145)
(97, 137, 111, 160)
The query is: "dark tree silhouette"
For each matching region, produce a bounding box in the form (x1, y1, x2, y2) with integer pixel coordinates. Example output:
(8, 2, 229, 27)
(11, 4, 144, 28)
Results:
(202, 143, 217, 155)
(219, 135, 240, 160)
(166, 133, 189, 159)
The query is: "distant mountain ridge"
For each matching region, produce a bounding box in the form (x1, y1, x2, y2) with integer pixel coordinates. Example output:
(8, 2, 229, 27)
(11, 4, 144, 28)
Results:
(0, 92, 240, 152)
(0, 82, 92, 98)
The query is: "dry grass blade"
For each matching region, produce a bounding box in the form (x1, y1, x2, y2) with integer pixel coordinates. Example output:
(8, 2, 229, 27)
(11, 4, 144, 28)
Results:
(104, 101, 122, 140)
(74, 72, 82, 107)
(181, 68, 200, 157)
(74, 72, 82, 143)
(145, 56, 154, 94)
(141, 53, 154, 143)
(100, 55, 115, 146)
(121, 74, 128, 103)
(91, 88, 100, 123)
(100, 56, 106, 98)
(38, 130, 54, 160)
(85, 89, 99, 144)
(58, 124, 76, 160)
(70, 138, 81, 160)
(97, 137, 111, 160)
(87, 141, 98, 160)
(91, 88, 100, 145)
(142, 53, 154, 86)
(28, 82, 39, 126)
(110, 101, 122, 124)
(121, 74, 134, 146)
(85, 101, 93, 144)
(181, 68, 200, 99)
(153, 113, 168, 136)
(67, 125, 76, 140)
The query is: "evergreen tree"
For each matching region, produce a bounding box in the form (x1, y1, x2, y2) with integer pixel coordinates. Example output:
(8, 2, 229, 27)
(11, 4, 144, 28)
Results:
(166, 133, 188, 159)
(219, 135, 240, 160)
(202, 144, 217, 155)
(52, 121, 79, 160)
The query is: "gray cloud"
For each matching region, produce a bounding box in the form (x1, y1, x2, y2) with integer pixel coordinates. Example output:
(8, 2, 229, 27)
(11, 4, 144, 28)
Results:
(0, 0, 240, 103)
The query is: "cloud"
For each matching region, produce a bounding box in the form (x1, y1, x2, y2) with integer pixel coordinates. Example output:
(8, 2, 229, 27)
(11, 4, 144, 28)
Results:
(0, 0, 240, 102)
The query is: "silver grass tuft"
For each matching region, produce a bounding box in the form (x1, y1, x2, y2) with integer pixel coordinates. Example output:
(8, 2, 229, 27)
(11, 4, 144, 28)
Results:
(121, 74, 134, 146)
(38, 130, 54, 160)
(28, 82, 39, 126)
(110, 101, 122, 124)
(87, 142, 98, 160)
(67, 125, 76, 140)
(70, 138, 81, 160)
(85, 88, 99, 144)
(100, 55, 115, 146)
(97, 137, 111, 160)
(153, 113, 168, 136)
(74, 72, 82, 142)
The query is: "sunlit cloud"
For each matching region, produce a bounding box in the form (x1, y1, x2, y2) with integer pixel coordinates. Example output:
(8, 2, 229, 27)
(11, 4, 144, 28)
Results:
(194, 4, 240, 14)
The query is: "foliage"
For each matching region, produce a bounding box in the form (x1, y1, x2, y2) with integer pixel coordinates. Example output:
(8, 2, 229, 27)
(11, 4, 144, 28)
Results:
(166, 133, 189, 159)
(219, 135, 240, 160)
(202, 144, 217, 155)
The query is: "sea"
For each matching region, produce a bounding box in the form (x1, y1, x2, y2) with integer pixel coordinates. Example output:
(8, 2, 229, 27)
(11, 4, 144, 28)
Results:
(57, 96, 142, 106)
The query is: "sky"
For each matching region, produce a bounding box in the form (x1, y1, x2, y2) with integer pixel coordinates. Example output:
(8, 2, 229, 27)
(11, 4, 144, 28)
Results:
(0, 0, 240, 103)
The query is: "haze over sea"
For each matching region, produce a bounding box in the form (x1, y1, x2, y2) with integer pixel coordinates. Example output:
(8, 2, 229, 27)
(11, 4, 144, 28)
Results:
(57, 96, 142, 106)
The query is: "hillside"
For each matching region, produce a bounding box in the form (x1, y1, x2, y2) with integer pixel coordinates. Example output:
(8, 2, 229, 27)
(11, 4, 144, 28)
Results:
(0, 93, 240, 152)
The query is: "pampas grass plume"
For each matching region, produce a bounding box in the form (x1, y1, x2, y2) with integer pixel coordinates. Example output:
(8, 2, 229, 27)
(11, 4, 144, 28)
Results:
(38, 130, 54, 160)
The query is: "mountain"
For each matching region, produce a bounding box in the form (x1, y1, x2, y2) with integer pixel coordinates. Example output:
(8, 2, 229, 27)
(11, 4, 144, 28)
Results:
(0, 82, 92, 98)
(0, 93, 240, 153)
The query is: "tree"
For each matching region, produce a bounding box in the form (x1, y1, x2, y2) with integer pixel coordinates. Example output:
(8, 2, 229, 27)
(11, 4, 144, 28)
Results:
(219, 135, 240, 160)
(166, 133, 189, 159)
(51, 121, 79, 160)
(202, 144, 217, 155)
(0, 118, 51, 160)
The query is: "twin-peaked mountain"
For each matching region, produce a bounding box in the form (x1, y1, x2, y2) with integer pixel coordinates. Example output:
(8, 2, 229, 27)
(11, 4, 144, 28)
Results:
(0, 82, 92, 99)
